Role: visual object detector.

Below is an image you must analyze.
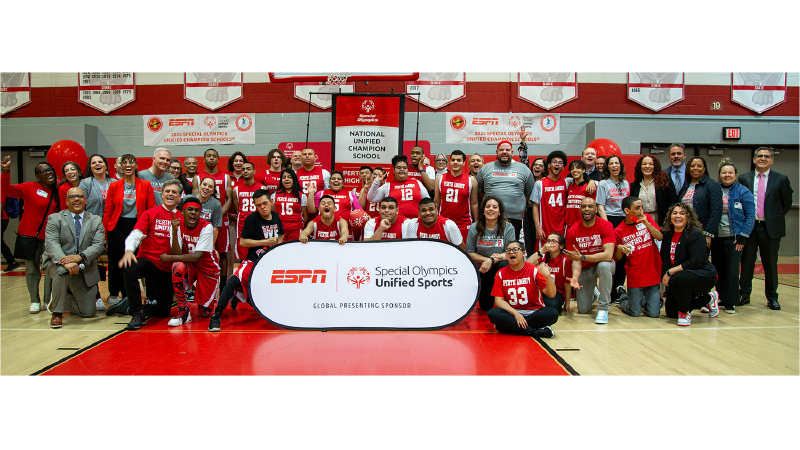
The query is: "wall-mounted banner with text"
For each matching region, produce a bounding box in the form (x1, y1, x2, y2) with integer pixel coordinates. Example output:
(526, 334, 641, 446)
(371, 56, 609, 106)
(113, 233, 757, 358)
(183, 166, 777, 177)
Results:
(518, 72, 577, 110)
(78, 72, 135, 114)
(143, 113, 255, 146)
(249, 240, 479, 330)
(1, 72, 31, 116)
(406, 72, 466, 109)
(627, 73, 684, 112)
(446, 113, 560, 145)
(184, 72, 243, 111)
(731, 72, 787, 114)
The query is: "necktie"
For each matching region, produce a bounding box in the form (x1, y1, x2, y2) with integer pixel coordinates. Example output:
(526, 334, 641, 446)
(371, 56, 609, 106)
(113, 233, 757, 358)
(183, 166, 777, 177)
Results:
(74, 214, 82, 253)
(757, 173, 766, 219)
(674, 169, 682, 191)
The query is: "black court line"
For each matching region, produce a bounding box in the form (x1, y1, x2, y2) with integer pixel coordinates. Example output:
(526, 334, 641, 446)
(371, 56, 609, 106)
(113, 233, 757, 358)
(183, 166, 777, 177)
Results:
(535, 337, 580, 376)
(56, 348, 81, 351)
(31, 329, 127, 376)
(555, 349, 580, 351)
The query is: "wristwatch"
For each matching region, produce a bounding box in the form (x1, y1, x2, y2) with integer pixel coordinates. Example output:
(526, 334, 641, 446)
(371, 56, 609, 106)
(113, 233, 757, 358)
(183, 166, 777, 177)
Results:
(489, 257, 495, 263)
(80, 252, 87, 263)
(581, 255, 586, 262)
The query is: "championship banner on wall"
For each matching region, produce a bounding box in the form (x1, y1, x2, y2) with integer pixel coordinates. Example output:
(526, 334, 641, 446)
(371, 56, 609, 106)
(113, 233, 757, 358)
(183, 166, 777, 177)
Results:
(250, 240, 479, 330)
(627, 73, 684, 112)
(78, 72, 135, 114)
(446, 113, 560, 145)
(294, 82, 355, 110)
(1, 72, 31, 116)
(143, 113, 255, 146)
(731, 72, 787, 114)
(184, 73, 243, 111)
(332, 93, 404, 189)
(405, 72, 466, 109)
(518, 72, 577, 110)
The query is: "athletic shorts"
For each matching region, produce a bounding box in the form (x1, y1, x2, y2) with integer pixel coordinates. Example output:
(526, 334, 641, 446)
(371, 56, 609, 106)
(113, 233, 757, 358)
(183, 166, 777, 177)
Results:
(215, 226, 230, 253)
(186, 264, 220, 308)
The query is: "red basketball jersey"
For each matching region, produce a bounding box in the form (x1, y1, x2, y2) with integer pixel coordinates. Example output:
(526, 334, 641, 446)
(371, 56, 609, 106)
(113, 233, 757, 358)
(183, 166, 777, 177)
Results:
(311, 215, 343, 241)
(235, 182, 266, 235)
(388, 180, 425, 218)
(256, 170, 282, 194)
(438, 171, 473, 229)
(490, 262, 549, 311)
(179, 218, 221, 275)
(535, 177, 568, 237)
(365, 215, 409, 240)
(296, 166, 327, 194)
(271, 191, 305, 231)
(322, 189, 353, 217)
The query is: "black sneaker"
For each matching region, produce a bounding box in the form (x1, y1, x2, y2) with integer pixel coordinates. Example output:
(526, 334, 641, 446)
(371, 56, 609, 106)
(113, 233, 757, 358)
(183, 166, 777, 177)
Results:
(199, 305, 212, 318)
(106, 297, 130, 316)
(208, 313, 221, 332)
(126, 310, 145, 330)
(532, 326, 554, 338)
(3, 261, 20, 272)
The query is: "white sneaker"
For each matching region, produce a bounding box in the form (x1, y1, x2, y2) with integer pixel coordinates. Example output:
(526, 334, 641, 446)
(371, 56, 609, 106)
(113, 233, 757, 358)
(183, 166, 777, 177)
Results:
(700, 306, 710, 313)
(595, 310, 608, 324)
(706, 291, 720, 318)
(29, 303, 41, 314)
(677, 311, 691, 326)
(95, 299, 106, 311)
(167, 308, 191, 327)
(107, 296, 121, 306)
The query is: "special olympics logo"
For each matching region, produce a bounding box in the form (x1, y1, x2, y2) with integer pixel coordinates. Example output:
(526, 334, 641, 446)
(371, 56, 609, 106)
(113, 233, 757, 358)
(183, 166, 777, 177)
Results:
(286, 142, 294, 150)
(347, 267, 371, 289)
(540, 114, 557, 132)
(236, 114, 253, 131)
(508, 115, 521, 128)
(362, 100, 375, 113)
(147, 117, 163, 133)
(449, 114, 466, 131)
(204, 116, 216, 128)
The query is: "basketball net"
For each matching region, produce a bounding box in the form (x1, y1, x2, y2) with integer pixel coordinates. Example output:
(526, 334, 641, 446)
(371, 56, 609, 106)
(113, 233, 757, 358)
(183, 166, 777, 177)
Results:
(326, 72, 349, 85)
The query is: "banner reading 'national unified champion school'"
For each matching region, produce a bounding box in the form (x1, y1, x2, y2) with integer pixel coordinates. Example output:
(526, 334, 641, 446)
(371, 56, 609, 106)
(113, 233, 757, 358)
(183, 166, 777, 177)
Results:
(249, 240, 479, 330)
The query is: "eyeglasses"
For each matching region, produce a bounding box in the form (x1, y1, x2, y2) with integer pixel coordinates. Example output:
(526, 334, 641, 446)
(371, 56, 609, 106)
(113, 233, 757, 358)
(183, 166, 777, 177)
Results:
(505, 247, 523, 254)
(545, 239, 560, 244)
(67, 194, 85, 199)
(550, 161, 564, 166)
(435, 159, 447, 162)
(37, 167, 55, 174)
(755, 154, 772, 159)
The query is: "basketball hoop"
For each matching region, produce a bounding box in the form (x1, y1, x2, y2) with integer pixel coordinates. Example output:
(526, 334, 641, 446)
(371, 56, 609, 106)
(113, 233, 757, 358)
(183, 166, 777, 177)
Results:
(326, 72, 350, 85)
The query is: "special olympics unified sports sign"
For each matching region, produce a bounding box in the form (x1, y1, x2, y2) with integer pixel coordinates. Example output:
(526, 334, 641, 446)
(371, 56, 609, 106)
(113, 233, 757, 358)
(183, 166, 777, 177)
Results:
(249, 240, 480, 330)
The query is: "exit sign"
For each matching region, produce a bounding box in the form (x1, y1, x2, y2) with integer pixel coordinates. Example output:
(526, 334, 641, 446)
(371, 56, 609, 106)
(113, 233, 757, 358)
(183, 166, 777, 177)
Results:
(723, 127, 741, 139)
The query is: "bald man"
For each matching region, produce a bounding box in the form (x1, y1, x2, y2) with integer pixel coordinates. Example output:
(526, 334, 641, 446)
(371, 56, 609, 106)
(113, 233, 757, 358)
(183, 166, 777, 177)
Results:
(290, 151, 303, 171)
(296, 148, 331, 195)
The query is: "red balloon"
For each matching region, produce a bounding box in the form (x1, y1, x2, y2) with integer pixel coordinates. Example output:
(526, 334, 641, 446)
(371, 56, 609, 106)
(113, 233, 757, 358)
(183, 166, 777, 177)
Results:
(47, 140, 87, 175)
(587, 138, 621, 157)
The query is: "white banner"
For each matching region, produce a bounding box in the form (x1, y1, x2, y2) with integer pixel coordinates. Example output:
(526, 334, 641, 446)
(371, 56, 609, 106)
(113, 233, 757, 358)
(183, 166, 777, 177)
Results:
(184, 72, 243, 111)
(518, 72, 577, 110)
(78, 72, 135, 114)
(731, 72, 787, 114)
(406, 72, 466, 109)
(333, 95, 402, 165)
(446, 113, 560, 145)
(295, 82, 355, 110)
(627, 72, 684, 112)
(250, 240, 479, 330)
(143, 113, 255, 146)
(1, 72, 31, 116)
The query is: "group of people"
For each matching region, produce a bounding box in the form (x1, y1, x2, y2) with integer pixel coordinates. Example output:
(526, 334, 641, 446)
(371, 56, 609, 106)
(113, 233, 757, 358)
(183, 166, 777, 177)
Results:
(1, 138, 793, 336)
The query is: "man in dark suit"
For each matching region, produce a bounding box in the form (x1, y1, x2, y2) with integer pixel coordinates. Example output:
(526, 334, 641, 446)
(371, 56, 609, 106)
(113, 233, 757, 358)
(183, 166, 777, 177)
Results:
(663, 143, 690, 196)
(43, 187, 105, 328)
(738, 147, 794, 310)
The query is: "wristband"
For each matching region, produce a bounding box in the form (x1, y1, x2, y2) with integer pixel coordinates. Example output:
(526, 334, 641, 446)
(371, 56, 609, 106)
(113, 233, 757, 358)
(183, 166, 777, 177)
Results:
(536, 250, 543, 258)
(489, 257, 495, 263)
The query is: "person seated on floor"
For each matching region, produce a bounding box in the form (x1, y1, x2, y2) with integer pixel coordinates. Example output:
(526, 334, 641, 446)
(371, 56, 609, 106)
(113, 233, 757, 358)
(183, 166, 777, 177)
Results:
(159, 197, 221, 327)
(404, 198, 464, 249)
(363, 197, 411, 241)
(526, 232, 573, 313)
(487, 240, 559, 338)
(207, 250, 263, 332)
(299, 195, 349, 245)
(660, 202, 719, 326)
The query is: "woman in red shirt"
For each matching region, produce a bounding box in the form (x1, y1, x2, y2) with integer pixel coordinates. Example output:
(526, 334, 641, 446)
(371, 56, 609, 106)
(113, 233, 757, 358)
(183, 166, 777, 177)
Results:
(57, 162, 84, 210)
(527, 232, 572, 312)
(1, 156, 60, 313)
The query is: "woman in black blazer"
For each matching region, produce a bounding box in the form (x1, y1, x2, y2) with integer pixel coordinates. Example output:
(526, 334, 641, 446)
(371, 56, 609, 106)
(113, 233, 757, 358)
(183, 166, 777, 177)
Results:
(660, 202, 719, 326)
(630, 155, 677, 227)
(677, 157, 723, 248)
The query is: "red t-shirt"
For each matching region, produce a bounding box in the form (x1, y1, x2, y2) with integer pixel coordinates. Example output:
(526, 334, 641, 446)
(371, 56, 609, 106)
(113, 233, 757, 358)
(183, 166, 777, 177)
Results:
(58, 182, 79, 210)
(565, 217, 615, 269)
(437, 171, 473, 230)
(615, 214, 662, 288)
(490, 262, 549, 311)
(134, 205, 177, 272)
(178, 217, 221, 275)
(545, 253, 570, 296)
(565, 182, 596, 230)
(235, 182, 266, 234)
(414, 215, 451, 240)
(296, 166, 327, 194)
(388, 180, 425, 219)
(1, 173, 60, 239)
(534, 177, 568, 237)
(255, 170, 283, 194)
(310, 215, 343, 241)
(670, 231, 682, 266)
(365, 198, 381, 219)
(196, 171, 230, 226)
(321, 189, 353, 217)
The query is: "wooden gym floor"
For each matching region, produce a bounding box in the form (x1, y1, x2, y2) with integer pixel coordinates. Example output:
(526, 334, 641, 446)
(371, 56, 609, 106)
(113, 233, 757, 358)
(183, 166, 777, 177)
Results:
(1, 259, 797, 376)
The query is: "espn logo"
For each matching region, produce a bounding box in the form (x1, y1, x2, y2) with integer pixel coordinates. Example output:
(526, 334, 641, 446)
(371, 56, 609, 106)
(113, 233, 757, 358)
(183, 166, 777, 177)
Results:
(168, 119, 194, 126)
(271, 269, 327, 284)
(472, 118, 499, 125)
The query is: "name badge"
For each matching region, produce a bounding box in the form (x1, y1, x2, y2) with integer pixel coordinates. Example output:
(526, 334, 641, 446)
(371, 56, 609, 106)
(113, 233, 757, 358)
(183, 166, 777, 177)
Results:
(734, 202, 742, 209)
(36, 189, 49, 198)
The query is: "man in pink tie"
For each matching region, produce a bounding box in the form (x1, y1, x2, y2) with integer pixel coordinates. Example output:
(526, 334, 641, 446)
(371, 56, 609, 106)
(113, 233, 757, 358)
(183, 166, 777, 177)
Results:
(738, 147, 793, 310)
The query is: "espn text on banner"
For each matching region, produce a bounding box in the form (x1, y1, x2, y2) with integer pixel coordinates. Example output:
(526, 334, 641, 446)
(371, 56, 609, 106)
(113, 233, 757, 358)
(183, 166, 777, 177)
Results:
(446, 113, 560, 145)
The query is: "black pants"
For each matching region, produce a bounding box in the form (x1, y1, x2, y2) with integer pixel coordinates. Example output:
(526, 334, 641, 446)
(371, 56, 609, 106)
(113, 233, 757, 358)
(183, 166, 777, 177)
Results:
(522, 205, 536, 257)
(607, 215, 626, 302)
(122, 257, 174, 317)
(543, 291, 565, 313)
(508, 218, 522, 241)
(488, 306, 559, 335)
(739, 222, 781, 302)
(1, 218, 16, 264)
(214, 274, 242, 315)
(711, 236, 742, 307)
(107, 217, 137, 298)
(664, 270, 717, 318)
(477, 260, 508, 311)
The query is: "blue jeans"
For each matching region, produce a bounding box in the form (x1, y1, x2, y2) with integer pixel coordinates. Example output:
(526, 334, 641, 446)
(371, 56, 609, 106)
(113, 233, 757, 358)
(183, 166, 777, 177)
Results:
(620, 285, 660, 318)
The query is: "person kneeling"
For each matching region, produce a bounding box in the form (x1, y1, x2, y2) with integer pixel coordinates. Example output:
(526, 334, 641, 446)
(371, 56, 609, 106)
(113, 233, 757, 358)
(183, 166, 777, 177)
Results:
(488, 241, 558, 338)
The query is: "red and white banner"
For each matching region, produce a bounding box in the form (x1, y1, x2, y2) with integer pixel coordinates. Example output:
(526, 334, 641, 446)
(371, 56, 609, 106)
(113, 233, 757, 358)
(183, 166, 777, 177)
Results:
(406, 72, 465, 109)
(1, 72, 31, 116)
(731, 72, 787, 114)
(628, 72, 684, 112)
(446, 113, 560, 145)
(143, 113, 255, 146)
(184, 72, 243, 111)
(78, 72, 135, 114)
(294, 82, 355, 110)
(518, 72, 577, 110)
(250, 240, 478, 330)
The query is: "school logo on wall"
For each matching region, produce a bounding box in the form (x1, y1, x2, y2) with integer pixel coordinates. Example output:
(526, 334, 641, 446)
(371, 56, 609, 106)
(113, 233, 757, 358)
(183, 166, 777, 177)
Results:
(518, 73, 577, 110)
(627, 73, 684, 112)
(78, 72, 136, 114)
(731, 73, 787, 114)
(1, 72, 31, 116)
(184, 73, 243, 111)
(405, 72, 466, 109)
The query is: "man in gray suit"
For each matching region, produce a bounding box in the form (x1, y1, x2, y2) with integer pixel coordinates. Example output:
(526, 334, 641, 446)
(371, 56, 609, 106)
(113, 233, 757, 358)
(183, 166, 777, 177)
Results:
(738, 147, 794, 310)
(43, 186, 105, 328)
(663, 143, 690, 195)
